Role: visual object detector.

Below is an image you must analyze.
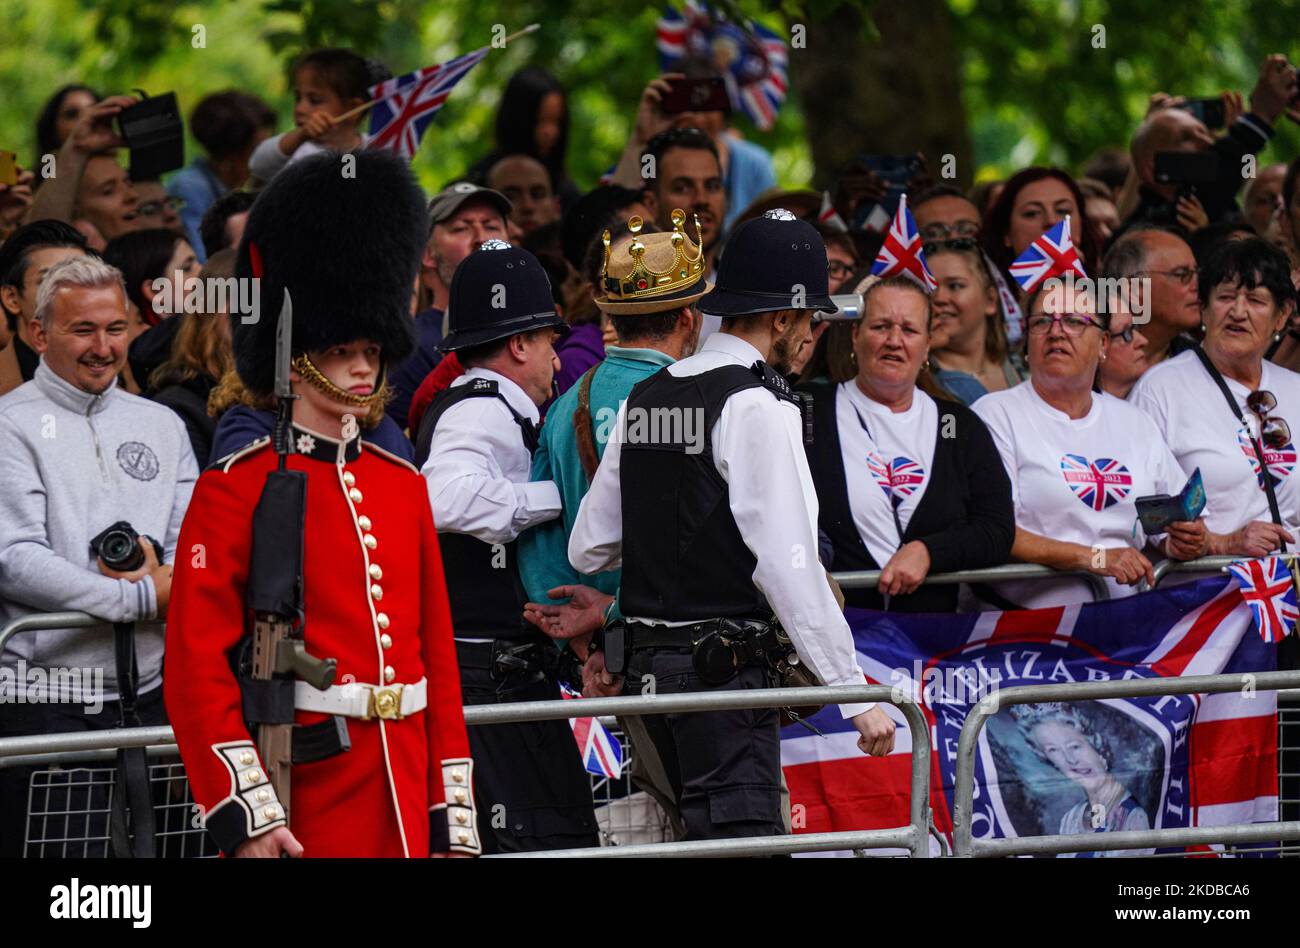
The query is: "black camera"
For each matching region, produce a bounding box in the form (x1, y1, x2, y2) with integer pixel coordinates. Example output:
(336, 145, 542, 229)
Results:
(90, 521, 164, 573)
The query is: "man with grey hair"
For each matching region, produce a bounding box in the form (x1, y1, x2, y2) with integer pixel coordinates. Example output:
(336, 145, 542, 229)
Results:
(1102, 227, 1201, 369)
(0, 254, 197, 857)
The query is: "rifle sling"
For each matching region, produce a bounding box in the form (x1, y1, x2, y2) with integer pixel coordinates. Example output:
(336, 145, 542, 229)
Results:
(109, 622, 156, 858)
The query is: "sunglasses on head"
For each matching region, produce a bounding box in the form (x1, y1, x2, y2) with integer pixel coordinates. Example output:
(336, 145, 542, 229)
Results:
(1247, 389, 1292, 450)
(919, 221, 979, 240)
(922, 237, 980, 256)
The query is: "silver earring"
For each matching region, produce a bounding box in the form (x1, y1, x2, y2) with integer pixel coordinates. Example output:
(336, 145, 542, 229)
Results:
(1276, 332, 1284, 342)
(1200, 323, 1207, 333)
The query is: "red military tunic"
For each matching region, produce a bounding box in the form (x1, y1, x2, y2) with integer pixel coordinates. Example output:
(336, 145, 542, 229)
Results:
(165, 426, 479, 857)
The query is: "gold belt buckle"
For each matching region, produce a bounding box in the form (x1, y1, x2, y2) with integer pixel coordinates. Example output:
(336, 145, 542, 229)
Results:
(368, 684, 404, 720)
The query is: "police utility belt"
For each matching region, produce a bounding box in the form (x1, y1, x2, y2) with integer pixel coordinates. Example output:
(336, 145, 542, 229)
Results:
(293, 676, 428, 721)
(602, 617, 808, 687)
(455, 638, 583, 687)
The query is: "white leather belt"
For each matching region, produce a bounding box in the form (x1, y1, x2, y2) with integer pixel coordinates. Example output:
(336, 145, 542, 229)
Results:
(294, 677, 427, 721)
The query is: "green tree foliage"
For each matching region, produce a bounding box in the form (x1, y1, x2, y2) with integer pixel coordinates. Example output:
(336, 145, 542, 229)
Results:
(1, 0, 1297, 198)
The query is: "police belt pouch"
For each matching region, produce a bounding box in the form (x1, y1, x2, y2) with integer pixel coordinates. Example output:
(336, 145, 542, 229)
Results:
(619, 618, 825, 722)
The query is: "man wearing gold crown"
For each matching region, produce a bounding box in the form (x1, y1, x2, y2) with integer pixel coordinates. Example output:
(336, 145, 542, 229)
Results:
(568, 209, 896, 841)
(519, 210, 706, 835)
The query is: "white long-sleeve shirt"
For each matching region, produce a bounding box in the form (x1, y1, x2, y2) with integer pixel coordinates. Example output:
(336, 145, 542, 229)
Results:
(421, 367, 561, 545)
(568, 332, 872, 717)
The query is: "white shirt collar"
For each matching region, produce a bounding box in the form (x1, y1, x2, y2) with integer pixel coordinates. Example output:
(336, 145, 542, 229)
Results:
(458, 365, 540, 422)
(701, 332, 764, 367)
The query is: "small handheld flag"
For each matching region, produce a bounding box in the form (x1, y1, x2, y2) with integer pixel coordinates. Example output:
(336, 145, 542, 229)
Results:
(366, 48, 490, 159)
(869, 194, 936, 291)
(1227, 556, 1299, 643)
(656, 2, 789, 131)
(1008, 216, 1087, 293)
(560, 684, 624, 779)
(817, 191, 848, 233)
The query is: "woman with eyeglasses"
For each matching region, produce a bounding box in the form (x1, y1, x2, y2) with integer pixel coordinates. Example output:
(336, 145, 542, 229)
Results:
(973, 281, 1204, 608)
(800, 276, 1014, 611)
(1131, 238, 1300, 559)
(926, 240, 1027, 405)
(1095, 307, 1150, 399)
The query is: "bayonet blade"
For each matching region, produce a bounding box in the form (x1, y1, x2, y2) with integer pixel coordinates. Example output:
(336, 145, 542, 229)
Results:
(274, 288, 293, 399)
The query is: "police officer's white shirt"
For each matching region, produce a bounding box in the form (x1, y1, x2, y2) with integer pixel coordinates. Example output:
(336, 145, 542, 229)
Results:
(568, 332, 873, 717)
(421, 366, 561, 545)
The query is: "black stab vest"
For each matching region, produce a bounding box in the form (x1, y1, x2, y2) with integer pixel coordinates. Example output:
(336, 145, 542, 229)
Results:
(424, 378, 538, 640)
(618, 360, 801, 622)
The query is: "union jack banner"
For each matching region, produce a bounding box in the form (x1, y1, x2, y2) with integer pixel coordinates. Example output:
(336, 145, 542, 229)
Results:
(366, 48, 490, 159)
(783, 577, 1279, 855)
(1008, 216, 1087, 293)
(560, 684, 624, 779)
(656, 2, 789, 131)
(1227, 557, 1300, 643)
(869, 194, 937, 291)
(1060, 453, 1133, 511)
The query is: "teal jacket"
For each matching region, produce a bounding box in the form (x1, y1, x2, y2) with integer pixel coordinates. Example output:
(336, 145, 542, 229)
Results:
(518, 347, 674, 613)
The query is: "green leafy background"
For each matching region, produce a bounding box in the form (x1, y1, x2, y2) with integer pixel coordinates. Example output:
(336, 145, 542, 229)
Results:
(2, 0, 1298, 194)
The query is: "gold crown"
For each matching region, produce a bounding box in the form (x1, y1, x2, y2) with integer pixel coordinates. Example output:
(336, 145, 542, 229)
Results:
(601, 209, 706, 301)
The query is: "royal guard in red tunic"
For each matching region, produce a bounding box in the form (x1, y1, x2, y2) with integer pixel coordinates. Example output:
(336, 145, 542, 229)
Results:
(165, 151, 479, 858)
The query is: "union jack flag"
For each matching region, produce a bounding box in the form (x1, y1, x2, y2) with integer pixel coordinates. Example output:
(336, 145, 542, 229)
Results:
(366, 48, 490, 159)
(887, 457, 927, 508)
(1008, 216, 1087, 292)
(869, 194, 936, 291)
(1227, 557, 1299, 643)
(656, 2, 788, 131)
(866, 451, 891, 498)
(1237, 427, 1298, 488)
(1060, 453, 1133, 511)
(560, 684, 624, 779)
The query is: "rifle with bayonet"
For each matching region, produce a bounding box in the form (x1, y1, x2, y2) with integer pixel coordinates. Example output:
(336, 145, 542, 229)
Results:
(245, 288, 337, 821)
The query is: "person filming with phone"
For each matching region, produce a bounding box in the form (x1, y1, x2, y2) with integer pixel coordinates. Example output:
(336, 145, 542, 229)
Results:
(1121, 54, 1300, 236)
(0, 256, 196, 856)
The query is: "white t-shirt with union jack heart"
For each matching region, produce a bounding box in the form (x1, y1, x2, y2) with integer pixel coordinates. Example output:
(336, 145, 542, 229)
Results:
(836, 381, 938, 567)
(973, 380, 1185, 607)
(1130, 349, 1300, 542)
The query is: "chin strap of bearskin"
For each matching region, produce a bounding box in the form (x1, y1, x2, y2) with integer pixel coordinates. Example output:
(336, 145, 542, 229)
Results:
(292, 353, 390, 409)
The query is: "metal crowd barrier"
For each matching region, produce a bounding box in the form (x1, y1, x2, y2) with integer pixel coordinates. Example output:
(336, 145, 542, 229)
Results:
(0, 688, 934, 859)
(0, 554, 1291, 859)
(951, 670, 1300, 857)
(0, 553, 1269, 656)
(833, 553, 1279, 596)
(464, 685, 932, 858)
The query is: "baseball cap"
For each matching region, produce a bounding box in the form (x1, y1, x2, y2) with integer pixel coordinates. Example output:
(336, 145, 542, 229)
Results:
(427, 181, 512, 232)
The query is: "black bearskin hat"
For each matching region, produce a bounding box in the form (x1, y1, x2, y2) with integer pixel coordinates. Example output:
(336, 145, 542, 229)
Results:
(233, 150, 423, 396)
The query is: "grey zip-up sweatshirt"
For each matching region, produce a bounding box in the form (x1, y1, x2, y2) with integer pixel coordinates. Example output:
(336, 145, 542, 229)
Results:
(0, 360, 197, 703)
